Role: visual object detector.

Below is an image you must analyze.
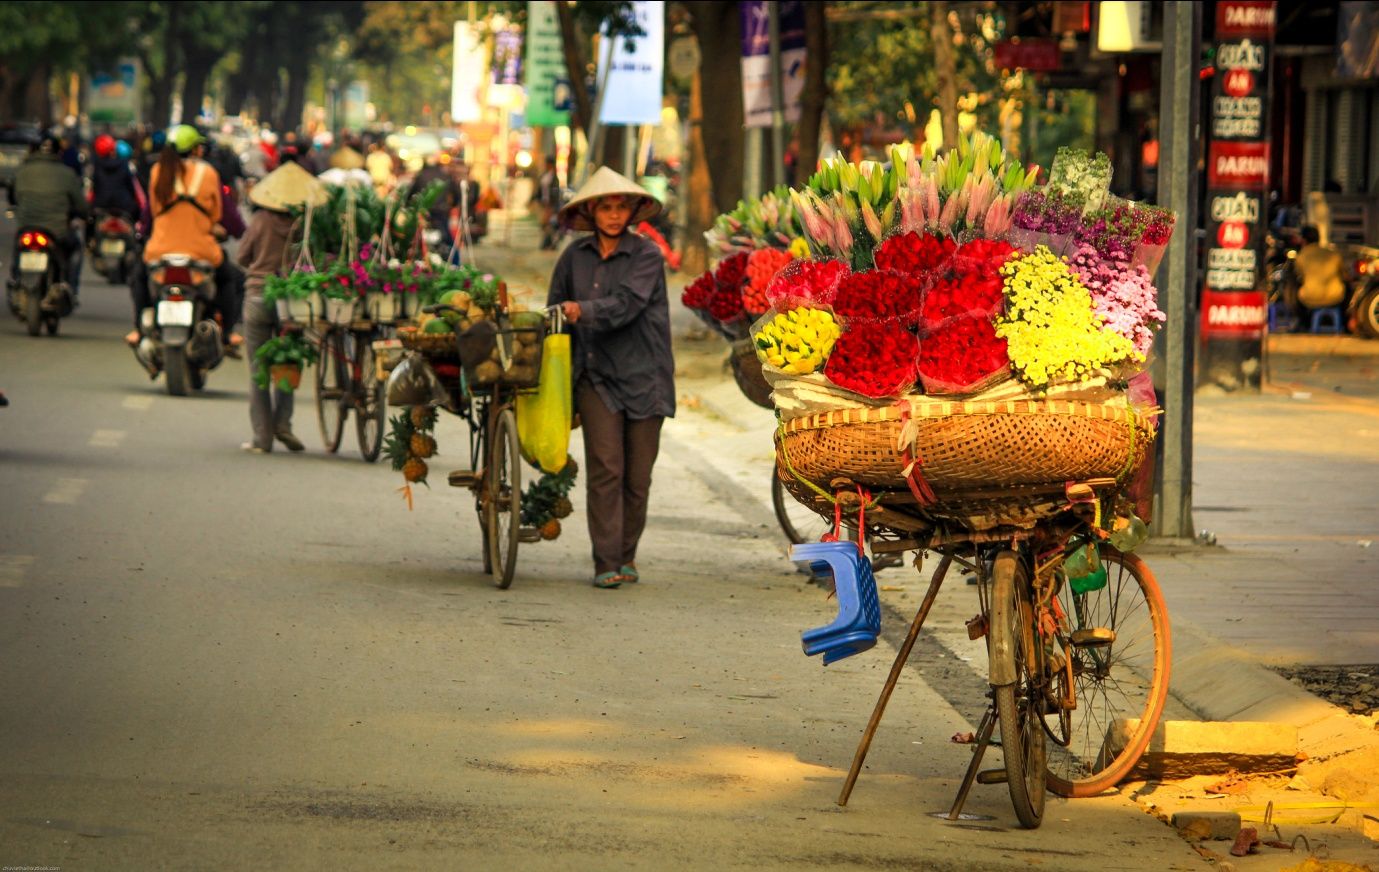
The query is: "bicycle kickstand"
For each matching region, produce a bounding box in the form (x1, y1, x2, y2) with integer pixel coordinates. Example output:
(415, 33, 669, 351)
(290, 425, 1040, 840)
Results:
(946, 703, 999, 821)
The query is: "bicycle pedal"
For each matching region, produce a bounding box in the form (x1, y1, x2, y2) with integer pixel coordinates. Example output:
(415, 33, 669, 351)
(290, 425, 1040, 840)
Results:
(447, 469, 480, 488)
(966, 614, 987, 640)
(975, 769, 1008, 784)
(1071, 627, 1116, 648)
(517, 526, 541, 544)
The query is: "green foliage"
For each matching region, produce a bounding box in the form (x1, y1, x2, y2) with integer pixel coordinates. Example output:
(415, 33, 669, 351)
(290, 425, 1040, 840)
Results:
(252, 333, 319, 391)
(262, 270, 328, 304)
(383, 411, 416, 472)
(433, 265, 501, 311)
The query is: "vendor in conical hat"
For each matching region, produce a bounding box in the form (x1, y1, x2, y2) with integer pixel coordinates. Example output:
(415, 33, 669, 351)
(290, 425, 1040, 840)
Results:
(236, 161, 326, 455)
(247, 160, 328, 213)
(547, 166, 676, 590)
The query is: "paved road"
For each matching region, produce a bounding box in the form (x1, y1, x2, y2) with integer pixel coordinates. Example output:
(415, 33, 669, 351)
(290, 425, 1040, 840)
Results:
(0, 216, 1205, 869)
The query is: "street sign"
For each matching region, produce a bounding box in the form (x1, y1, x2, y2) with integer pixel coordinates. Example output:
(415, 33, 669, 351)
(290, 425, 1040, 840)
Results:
(994, 39, 1060, 72)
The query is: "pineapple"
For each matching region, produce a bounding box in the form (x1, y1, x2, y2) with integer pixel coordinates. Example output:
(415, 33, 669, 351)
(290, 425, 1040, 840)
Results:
(539, 518, 562, 541)
(410, 405, 437, 430)
(410, 433, 437, 458)
(402, 457, 429, 484)
(552, 497, 573, 519)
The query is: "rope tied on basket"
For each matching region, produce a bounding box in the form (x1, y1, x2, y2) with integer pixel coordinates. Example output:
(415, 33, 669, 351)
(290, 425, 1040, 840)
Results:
(894, 399, 936, 506)
(775, 423, 880, 552)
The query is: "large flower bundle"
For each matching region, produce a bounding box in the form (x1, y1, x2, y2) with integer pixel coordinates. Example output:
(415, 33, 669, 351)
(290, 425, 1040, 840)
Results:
(682, 133, 1174, 417)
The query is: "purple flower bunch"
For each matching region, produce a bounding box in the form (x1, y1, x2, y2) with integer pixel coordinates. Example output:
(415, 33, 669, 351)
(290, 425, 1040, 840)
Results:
(1066, 243, 1165, 358)
(1011, 190, 1081, 234)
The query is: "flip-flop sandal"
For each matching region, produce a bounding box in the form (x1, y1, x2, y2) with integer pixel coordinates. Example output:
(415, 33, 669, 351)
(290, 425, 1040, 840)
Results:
(619, 564, 639, 583)
(592, 571, 623, 589)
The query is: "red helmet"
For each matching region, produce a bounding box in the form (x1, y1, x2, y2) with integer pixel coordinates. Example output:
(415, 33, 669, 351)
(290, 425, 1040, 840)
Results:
(93, 134, 116, 158)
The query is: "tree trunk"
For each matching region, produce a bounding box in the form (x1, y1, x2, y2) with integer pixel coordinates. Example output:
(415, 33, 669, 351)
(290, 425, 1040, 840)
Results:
(931, 1, 959, 148)
(691, 1, 744, 214)
(555, 1, 594, 140)
(683, 52, 714, 277)
(24, 62, 53, 127)
(279, 53, 309, 133)
(797, 1, 829, 181)
(181, 57, 215, 125)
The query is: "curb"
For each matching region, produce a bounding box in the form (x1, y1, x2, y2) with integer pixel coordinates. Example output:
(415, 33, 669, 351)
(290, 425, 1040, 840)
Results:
(1267, 334, 1379, 357)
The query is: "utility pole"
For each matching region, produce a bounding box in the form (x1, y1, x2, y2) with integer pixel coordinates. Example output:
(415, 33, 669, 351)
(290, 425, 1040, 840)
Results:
(1152, 1, 1202, 541)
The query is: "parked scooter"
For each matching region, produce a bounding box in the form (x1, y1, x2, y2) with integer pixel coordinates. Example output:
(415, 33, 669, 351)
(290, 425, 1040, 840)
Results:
(131, 254, 226, 395)
(88, 209, 138, 285)
(6, 227, 73, 336)
(1347, 251, 1379, 337)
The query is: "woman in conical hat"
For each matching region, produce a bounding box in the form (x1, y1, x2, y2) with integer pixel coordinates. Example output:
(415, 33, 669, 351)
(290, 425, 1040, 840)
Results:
(547, 166, 676, 589)
(235, 162, 326, 454)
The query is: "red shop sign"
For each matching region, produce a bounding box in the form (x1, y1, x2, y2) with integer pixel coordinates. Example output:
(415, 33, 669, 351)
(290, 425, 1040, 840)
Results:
(994, 39, 1060, 72)
(1208, 141, 1270, 188)
(1217, 1, 1276, 38)
(1201, 289, 1268, 339)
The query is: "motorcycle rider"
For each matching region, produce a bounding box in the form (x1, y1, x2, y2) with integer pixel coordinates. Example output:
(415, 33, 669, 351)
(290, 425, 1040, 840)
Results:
(89, 133, 141, 224)
(125, 124, 234, 347)
(10, 132, 88, 303)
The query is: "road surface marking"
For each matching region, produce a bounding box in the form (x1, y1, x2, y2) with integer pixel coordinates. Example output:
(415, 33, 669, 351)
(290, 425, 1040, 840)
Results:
(43, 478, 89, 504)
(88, 429, 126, 448)
(121, 395, 154, 411)
(0, 555, 35, 588)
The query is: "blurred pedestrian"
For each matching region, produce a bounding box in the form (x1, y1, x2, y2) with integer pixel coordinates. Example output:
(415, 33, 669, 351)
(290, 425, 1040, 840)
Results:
(536, 157, 560, 250)
(366, 140, 395, 198)
(545, 167, 673, 589)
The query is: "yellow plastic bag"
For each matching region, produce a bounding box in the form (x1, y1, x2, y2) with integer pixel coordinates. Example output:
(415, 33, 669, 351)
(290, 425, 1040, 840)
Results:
(516, 332, 571, 473)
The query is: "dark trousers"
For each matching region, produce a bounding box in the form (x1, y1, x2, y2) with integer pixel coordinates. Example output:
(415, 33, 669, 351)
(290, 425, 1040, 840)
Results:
(577, 379, 664, 576)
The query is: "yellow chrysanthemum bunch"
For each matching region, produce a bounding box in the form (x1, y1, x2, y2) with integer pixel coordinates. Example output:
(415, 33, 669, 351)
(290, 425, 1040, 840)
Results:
(754, 306, 841, 375)
(995, 246, 1140, 389)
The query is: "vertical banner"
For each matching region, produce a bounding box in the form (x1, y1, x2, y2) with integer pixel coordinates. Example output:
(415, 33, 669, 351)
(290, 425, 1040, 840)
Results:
(740, 0, 807, 128)
(493, 30, 524, 86)
(596, 0, 665, 126)
(451, 22, 486, 124)
(525, 0, 570, 127)
(88, 58, 142, 126)
(1201, 0, 1274, 372)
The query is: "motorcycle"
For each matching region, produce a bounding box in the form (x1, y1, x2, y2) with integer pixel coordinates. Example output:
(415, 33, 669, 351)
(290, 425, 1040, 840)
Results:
(6, 226, 73, 336)
(131, 254, 226, 396)
(89, 209, 137, 285)
(1347, 250, 1379, 338)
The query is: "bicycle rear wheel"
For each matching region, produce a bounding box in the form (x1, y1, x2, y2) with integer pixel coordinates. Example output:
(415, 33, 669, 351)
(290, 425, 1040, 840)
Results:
(1045, 547, 1171, 797)
(486, 407, 521, 588)
(354, 334, 386, 463)
(990, 550, 1047, 829)
(315, 329, 347, 453)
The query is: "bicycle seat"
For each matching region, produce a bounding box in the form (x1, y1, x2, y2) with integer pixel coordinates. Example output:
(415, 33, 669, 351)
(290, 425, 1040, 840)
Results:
(798, 542, 882, 665)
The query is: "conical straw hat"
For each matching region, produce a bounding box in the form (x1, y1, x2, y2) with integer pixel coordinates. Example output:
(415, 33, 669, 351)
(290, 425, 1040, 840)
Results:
(558, 166, 662, 231)
(249, 161, 329, 212)
(329, 145, 366, 170)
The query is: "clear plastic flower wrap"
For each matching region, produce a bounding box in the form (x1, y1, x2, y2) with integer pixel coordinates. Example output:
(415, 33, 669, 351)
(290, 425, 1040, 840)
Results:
(1008, 189, 1082, 256)
(831, 268, 927, 327)
(916, 313, 1012, 396)
(764, 257, 851, 309)
(750, 304, 842, 377)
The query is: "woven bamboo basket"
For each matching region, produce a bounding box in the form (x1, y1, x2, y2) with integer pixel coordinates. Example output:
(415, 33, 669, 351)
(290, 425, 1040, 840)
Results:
(776, 397, 1155, 495)
(396, 327, 458, 358)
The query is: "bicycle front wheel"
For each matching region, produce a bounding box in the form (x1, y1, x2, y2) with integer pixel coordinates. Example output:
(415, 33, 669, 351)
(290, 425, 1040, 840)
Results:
(771, 472, 832, 545)
(990, 550, 1047, 829)
(354, 335, 386, 463)
(1045, 547, 1171, 797)
(485, 407, 521, 589)
(316, 329, 347, 453)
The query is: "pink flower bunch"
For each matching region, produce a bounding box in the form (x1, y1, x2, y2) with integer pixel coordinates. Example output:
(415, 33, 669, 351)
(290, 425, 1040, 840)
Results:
(1066, 243, 1165, 357)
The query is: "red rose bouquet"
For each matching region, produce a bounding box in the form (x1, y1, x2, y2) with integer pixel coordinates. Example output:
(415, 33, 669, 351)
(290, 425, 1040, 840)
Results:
(917, 314, 1011, 395)
(832, 269, 925, 325)
(823, 320, 920, 398)
(681, 271, 715, 311)
(765, 258, 850, 309)
(873, 231, 955, 276)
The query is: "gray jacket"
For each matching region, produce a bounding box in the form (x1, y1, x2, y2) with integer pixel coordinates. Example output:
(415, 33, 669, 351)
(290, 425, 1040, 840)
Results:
(13, 152, 86, 235)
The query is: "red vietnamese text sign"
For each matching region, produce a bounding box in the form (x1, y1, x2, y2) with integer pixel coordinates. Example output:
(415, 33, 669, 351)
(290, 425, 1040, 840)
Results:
(1200, 289, 1268, 339)
(1217, 1, 1276, 37)
(1207, 141, 1270, 188)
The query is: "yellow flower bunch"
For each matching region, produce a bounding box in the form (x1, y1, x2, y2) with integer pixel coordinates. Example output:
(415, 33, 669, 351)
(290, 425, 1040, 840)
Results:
(995, 246, 1140, 388)
(754, 306, 841, 375)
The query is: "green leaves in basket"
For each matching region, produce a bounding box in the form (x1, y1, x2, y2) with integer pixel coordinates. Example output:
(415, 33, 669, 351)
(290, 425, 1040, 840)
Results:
(263, 270, 328, 304)
(252, 333, 319, 391)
